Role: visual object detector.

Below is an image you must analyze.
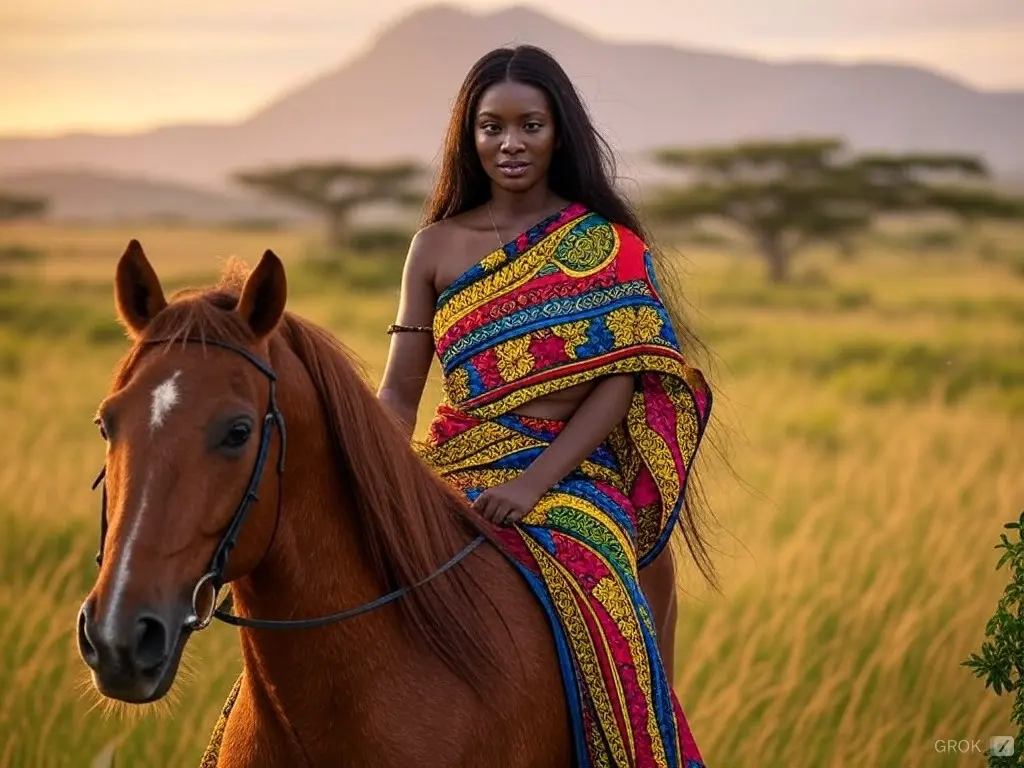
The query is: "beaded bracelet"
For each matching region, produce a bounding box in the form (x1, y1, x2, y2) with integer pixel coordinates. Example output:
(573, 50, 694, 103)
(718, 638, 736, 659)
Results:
(386, 323, 432, 335)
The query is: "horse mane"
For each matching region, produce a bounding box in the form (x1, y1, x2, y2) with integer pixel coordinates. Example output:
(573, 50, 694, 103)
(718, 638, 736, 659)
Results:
(112, 259, 506, 696)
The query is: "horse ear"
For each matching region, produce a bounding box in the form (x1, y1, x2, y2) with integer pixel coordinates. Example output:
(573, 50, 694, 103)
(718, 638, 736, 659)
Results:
(237, 250, 287, 338)
(114, 240, 167, 336)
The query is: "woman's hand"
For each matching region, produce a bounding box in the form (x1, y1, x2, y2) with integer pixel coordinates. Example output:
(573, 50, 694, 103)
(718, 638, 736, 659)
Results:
(473, 477, 545, 525)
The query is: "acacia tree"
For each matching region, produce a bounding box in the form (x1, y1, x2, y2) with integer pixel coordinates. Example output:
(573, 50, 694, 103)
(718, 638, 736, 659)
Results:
(647, 139, 1024, 282)
(0, 193, 47, 222)
(233, 160, 424, 252)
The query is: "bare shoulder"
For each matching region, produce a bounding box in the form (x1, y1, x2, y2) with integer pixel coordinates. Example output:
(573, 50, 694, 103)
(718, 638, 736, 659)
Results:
(412, 218, 455, 244)
(408, 214, 479, 260)
(409, 209, 492, 289)
(406, 220, 444, 259)
(431, 206, 495, 243)
(397, 221, 446, 286)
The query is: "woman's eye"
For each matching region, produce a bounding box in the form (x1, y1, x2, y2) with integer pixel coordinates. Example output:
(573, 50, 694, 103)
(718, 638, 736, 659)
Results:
(222, 423, 251, 449)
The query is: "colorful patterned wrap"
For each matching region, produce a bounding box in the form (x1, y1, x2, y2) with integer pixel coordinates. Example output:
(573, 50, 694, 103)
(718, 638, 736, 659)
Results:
(418, 202, 711, 768)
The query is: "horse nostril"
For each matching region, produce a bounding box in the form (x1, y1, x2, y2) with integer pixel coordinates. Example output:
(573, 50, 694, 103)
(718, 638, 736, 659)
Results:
(77, 604, 99, 668)
(134, 614, 169, 672)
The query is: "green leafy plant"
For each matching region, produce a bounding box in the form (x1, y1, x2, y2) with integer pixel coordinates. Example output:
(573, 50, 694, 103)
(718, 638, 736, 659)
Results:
(963, 509, 1024, 766)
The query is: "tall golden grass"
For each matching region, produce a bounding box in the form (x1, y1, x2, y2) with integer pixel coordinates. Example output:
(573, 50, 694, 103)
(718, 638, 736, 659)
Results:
(0, 222, 1021, 766)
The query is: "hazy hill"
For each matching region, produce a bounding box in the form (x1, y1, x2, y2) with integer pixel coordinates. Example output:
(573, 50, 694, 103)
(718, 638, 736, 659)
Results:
(0, 3, 1020, 203)
(0, 169, 311, 224)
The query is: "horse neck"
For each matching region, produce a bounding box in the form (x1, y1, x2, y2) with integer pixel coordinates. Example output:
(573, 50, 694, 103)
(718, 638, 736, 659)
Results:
(225, 354, 411, 744)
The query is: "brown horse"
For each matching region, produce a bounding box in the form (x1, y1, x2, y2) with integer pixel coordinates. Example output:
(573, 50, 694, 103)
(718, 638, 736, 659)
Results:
(77, 242, 572, 767)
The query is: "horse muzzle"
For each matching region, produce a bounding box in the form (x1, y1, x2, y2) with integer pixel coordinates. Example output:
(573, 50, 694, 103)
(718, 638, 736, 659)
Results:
(77, 596, 188, 703)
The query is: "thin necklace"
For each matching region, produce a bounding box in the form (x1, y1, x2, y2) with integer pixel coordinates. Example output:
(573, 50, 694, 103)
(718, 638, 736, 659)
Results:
(486, 202, 505, 248)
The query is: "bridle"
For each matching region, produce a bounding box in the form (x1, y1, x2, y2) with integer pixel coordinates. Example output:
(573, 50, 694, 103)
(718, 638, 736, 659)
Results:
(91, 335, 484, 632)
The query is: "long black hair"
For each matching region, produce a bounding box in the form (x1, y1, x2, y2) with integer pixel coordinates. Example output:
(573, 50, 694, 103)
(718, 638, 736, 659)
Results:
(423, 45, 722, 589)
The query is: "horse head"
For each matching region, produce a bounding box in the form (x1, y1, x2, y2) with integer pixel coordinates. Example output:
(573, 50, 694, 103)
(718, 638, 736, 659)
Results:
(78, 240, 287, 703)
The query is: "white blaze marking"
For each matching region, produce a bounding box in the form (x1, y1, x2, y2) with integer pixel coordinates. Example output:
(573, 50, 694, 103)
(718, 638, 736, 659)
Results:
(97, 476, 150, 645)
(149, 370, 182, 430)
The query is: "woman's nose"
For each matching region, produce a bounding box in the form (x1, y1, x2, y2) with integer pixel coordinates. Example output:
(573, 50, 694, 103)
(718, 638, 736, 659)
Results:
(501, 130, 526, 152)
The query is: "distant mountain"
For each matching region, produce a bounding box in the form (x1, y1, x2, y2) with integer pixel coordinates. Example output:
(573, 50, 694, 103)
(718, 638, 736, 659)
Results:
(0, 3, 1021, 201)
(0, 169, 311, 224)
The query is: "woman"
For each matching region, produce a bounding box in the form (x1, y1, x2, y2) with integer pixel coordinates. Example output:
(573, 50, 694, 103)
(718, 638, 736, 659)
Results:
(378, 45, 715, 767)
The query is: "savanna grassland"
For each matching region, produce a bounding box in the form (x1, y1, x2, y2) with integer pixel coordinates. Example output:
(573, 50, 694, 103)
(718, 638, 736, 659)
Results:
(0, 219, 1021, 767)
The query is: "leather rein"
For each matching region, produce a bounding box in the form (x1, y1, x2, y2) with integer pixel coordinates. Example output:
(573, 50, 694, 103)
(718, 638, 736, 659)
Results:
(91, 336, 484, 632)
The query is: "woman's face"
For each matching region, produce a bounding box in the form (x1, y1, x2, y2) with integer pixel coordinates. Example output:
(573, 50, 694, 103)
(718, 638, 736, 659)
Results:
(473, 81, 557, 195)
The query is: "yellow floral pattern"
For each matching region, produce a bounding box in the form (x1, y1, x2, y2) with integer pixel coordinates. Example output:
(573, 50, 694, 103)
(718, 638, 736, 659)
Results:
(494, 336, 535, 381)
(605, 306, 664, 348)
(444, 366, 470, 404)
(552, 320, 589, 359)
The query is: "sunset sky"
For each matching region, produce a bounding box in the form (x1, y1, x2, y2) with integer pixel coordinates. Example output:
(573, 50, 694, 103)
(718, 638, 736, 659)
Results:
(3, 0, 1022, 136)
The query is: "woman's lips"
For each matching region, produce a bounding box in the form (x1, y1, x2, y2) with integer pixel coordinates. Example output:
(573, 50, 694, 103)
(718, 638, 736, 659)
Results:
(497, 161, 530, 177)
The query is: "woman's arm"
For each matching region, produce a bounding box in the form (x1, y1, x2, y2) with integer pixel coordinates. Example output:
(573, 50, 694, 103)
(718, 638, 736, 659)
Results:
(520, 373, 634, 493)
(377, 227, 440, 438)
(473, 373, 635, 523)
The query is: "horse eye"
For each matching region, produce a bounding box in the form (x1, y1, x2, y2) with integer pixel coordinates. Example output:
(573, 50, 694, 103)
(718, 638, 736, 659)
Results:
(222, 422, 252, 449)
(94, 417, 108, 440)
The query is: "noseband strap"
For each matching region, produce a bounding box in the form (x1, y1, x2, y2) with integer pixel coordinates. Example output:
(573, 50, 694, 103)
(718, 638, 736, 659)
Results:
(91, 335, 484, 632)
